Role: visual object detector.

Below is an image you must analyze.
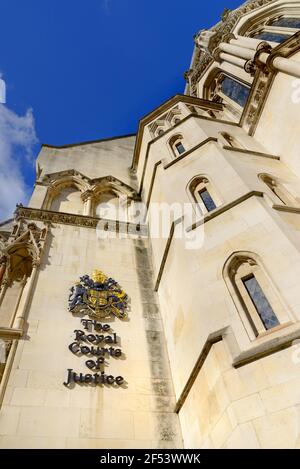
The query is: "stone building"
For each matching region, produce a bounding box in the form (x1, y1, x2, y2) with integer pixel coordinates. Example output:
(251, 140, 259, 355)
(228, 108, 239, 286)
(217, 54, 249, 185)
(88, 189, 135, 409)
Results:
(1, 0, 300, 449)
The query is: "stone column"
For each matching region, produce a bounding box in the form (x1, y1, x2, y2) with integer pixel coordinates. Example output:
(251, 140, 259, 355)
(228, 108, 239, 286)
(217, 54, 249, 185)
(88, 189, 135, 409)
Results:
(82, 190, 93, 217)
(219, 52, 247, 69)
(9, 276, 27, 328)
(219, 42, 256, 61)
(254, 52, 300, 79)
(0, 256, 7, 288)
(0, 279, 9, 309)
(230, 35, 263, 50)
(12, 262, 39, 331)
(221, 36, 300, 80)
(230, 35, 278, 50)
(271, 56, 300, 79)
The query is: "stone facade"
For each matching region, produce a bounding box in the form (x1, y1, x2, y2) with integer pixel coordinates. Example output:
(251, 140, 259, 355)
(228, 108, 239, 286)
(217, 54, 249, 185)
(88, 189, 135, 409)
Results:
(2, 0, 300, 448)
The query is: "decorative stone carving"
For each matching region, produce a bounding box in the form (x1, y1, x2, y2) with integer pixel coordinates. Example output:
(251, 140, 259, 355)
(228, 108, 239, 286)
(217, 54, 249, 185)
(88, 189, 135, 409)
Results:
(0, 217, 49, 285)
(188, 0, 275, 95)
(14, 205, 148, 236)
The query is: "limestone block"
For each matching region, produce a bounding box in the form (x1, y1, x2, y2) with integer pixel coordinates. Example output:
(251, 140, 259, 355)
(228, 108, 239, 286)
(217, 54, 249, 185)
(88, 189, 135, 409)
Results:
(8, 369, 28, 388)
(66, 437, 153, 449)
(0, 436, 66, 449)
(223, 361, 270, 401)
(259, 376, 300, 414)
(17, 407, 81, 438)
(11, 387, 46, 407)
(45, 389, 71, 408)
(253, 407, 298, 449)
(224, 422, 260, 449)
(0, 406, 20, 436)
(80, 409, 134, 439)
(229, 393, 265, 424)
(210, 411, 234, 448)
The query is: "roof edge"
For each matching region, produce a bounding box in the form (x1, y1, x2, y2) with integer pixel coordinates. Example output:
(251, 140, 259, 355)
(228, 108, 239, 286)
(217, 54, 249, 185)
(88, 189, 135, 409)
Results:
(41, 133, 136, 150)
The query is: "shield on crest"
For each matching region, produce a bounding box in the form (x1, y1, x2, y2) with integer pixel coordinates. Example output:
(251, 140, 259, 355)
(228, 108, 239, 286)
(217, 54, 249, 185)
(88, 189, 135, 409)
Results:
(86, 289, 110, 309)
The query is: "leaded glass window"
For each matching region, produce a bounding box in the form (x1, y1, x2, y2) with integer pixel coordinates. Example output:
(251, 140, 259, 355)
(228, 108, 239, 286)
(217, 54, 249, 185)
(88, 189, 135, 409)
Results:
(199, 188, 216, 212)
(221, 77, 250, 108)
(243, 275, 280, 330)
(254, 32, 290, 43)
(175, 142, 186, 155)
(270, 17, 300, 29)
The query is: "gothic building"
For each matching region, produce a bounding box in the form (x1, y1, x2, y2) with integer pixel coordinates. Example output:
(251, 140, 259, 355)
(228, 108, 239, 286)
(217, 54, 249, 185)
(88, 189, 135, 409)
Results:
(1, 0, 300, 448)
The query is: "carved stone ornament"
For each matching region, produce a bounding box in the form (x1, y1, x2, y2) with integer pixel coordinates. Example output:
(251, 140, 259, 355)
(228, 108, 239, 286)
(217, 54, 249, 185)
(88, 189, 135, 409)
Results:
(68, 270, 129, 320)
(14, 205, 148, 236)
(188, 0, 275, 95)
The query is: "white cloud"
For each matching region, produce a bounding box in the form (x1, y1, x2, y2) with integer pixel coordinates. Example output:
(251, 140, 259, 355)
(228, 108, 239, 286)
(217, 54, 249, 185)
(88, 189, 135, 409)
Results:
(0, 104, 37, 222)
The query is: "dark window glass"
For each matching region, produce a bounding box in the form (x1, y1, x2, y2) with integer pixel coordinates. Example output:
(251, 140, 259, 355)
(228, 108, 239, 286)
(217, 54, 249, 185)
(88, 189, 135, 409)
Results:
(199, 188, 216, 212)
(254, 32, 290, 43)
(221, 77, 250, 107)
(270, 17, 300, 29)
(243, 275, 280, 330)
(175, 142, 185, 155)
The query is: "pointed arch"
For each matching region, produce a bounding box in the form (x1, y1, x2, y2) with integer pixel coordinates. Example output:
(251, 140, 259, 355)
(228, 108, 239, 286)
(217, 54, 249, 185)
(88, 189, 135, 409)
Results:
(187, 174, 220, 214)
(223, 251, 291, 339)
(91, 176, 137, 220)
(42, 170, 91, 212)
(168, 134, 186, 158)
(258, 173, 297, 207)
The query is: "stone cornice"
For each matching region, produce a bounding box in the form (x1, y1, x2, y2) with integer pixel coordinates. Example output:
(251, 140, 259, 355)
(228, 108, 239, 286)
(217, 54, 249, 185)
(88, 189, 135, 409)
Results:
(131, 94, 223, 170)
(222, 145, 280, 159)
(41, 133, 136, 149)
(136, 113, 238, 194)
(14, 206, 148, 236)
(39, 170, 139, 198)
(273, 204, 300, 214)
(154, 191, 264, 292)
(187, 190, 264, 232)
(0, 328, 23, 340)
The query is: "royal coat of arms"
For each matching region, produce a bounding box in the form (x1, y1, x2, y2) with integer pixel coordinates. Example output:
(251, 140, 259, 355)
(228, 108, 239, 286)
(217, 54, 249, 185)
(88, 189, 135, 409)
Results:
(68, 270, 128, 320)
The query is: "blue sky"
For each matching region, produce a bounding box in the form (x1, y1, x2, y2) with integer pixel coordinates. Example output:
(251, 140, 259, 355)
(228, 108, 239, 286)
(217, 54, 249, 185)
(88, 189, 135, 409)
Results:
(0, 0, 242, 220)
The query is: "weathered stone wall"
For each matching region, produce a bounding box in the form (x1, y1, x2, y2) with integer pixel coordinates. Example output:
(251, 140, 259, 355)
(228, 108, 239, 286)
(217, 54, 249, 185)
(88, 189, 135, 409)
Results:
(0, 224, 182, 448)
(180, 340, 300, 448)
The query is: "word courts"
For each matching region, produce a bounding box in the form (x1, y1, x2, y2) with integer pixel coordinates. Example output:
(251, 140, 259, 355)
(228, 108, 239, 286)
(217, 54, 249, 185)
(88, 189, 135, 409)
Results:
(64, 319, 125, 387)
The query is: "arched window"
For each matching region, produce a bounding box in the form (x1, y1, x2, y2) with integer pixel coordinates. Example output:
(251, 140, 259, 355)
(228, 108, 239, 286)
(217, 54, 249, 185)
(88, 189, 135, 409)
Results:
(220, 76, 250, 108)
(169, 134, 186, 157)
(94, 191, 120, 220)
(223, 253, 289, 338)
(50, 186, 83, 215)
(244, 13, 300, 44)
(93, 191, 130, 222)
(252, 31, 290, 43)
(207, 72, 250, 111)
(259, 174, 296, 206)
(189, 176, 218, 214)
(220, 132, 244, 149)
(269, 17, 300, 29)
